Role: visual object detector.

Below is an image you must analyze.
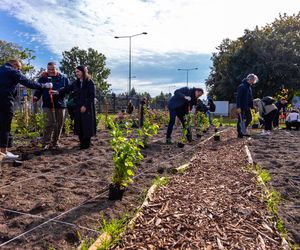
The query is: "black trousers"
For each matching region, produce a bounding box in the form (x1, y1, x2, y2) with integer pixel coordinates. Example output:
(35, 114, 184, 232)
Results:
(166, 106, 191, 140)
(237, 110, 252, 137)
(273, 110, 280, 128)
(286, 121, 300, 130)
(78, 119, 91, 149)
(0, 111, 13, 148)
(264, 110, 277, 131)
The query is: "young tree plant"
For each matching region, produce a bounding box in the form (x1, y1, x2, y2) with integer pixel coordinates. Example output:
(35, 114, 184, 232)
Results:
(107, 117, 144, 199)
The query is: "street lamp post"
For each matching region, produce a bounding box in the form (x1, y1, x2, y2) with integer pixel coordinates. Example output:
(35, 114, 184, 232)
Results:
(177, 67, 198, 87)
(115, 32, 147, 94)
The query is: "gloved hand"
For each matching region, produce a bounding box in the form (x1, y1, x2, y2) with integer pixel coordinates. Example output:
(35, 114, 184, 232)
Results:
(191, 106, 196, 114)
(42, 82, 53, 89)
(185, 96, 191, 101)
(32, 96, 38, 103)
(50, 90, 59, 95)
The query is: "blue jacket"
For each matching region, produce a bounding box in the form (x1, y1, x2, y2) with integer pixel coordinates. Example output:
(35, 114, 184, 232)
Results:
(236, 79, 253, 111)
(168, 87, 198, 110)
(0, 63, 44, 113)
(34, 73, 70, 109)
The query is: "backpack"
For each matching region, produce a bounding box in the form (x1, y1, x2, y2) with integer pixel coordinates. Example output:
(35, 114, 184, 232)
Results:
(262, 96, 275, 105)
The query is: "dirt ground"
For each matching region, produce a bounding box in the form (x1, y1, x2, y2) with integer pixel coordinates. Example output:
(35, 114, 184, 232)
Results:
(114, 129, 283, 249)
(0, 125, 214, 249)
(248, 129, 300, 246)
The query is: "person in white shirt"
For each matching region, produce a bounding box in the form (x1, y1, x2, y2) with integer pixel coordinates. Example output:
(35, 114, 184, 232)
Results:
(285, 109, 300, 130)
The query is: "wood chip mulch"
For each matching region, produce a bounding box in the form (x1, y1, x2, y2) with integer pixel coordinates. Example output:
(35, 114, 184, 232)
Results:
(113, 129, 283, 250)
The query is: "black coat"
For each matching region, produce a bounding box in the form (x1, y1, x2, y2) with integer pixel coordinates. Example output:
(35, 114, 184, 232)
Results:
(64, 79, 96, 138)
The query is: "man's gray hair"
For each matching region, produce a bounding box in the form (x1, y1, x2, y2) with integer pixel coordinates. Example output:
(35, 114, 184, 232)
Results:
(246, 73, 259, 83)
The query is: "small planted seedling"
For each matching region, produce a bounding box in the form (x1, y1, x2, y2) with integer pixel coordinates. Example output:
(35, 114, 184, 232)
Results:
(177, 113, 194, 148)
(108, 117, 144, 200)
(212, 118, 221, 141)
(141, 106, 159, 147)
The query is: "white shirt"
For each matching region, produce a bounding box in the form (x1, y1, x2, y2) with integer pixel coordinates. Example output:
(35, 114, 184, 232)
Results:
(286, 112, 300, 122)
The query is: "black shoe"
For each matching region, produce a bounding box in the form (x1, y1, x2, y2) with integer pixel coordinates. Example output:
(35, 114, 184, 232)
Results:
(237, 134, 243, 138)
(166, 138, 173, 144)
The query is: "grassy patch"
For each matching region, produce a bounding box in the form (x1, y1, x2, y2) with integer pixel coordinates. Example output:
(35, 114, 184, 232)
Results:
(248, 163, 298, 249)
(152, 176, 169, 188)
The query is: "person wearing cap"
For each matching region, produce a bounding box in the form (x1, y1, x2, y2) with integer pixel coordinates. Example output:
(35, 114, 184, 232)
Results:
(33, 62, 70, 150)
(236, 73, 258, 138)
(0, 59, 52, 160)
(166, 87, 204, 144)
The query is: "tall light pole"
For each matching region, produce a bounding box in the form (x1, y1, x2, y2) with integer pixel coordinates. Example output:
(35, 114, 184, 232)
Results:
(177, 67, 198, 87)
(115, 32, 147, 94)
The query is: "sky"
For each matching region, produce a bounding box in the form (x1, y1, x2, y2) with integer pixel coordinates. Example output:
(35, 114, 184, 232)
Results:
(0, 0, 299, 97)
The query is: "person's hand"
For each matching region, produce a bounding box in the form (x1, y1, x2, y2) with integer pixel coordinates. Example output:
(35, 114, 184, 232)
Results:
(185, 96, 191, 101)
(236, 108, 241, 114)
(32, 96, 38, 103)
(80, 106, 86, 113)
(50, 90, 59, 95)
(42, 82, 53, 89)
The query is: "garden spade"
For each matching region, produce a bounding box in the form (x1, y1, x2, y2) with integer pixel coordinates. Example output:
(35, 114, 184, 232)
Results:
(48, 77, 56, 124)
(239, 113, 247, 135)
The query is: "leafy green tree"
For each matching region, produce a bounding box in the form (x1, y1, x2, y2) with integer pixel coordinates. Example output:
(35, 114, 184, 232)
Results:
(60, 47, 111, 95)
(206, 13, 300, 101)
(0, 40, 36, 75)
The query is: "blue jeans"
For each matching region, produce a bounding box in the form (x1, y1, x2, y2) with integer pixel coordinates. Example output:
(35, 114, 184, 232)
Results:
(207, 111, 212, 125)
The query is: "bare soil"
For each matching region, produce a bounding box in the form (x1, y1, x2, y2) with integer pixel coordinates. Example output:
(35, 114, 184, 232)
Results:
(0, 125, 214, 249)
(248, 129, 300, 246)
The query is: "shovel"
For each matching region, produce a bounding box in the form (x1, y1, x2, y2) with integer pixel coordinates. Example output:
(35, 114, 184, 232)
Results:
(239, 113, 247, 135)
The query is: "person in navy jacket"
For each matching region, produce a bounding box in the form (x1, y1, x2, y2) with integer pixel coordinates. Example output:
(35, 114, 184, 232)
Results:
(166, 87, 204, 144)
(236, 73, 258, 138)
(0, 59, 52, 159)
(33, 62, 70, 149)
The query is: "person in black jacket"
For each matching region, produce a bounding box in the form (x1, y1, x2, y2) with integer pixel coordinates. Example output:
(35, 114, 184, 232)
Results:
(0, 59, 52, 159)
(236, 74, 258, 138)
(166, 87, 203, 144)
(273, 98, 288, 129)
(33, 62, 70, 149)
(54, 66, 96, 149)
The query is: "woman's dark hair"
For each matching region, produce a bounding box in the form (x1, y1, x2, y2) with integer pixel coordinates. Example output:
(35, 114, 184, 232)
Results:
(76, 65, 91, 81)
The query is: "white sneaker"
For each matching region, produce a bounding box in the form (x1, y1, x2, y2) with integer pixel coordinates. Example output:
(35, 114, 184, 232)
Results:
(266, 131, 271, 135)
(5, 151, 19, 159)
(260, 130, 269, 136)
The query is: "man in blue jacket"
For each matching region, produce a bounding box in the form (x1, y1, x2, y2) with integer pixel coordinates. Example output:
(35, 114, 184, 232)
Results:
(33, 62, 70, 149)
(236, 73, 258, 138)
(166, 87, 204, 144)
(0, 59, 52, 160)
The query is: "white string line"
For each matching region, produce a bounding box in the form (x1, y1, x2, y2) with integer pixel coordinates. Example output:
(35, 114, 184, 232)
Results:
(0, 187, 109, 247)
(0, 207, 99, 234)
(0, 128, 231, 247)
(0, 155, 103, 190)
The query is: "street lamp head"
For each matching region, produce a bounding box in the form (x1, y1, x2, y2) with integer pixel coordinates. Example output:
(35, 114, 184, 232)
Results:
(195, 67, 198, 70)
(142, 32, 148, 35)
(114, 36, 120, 39)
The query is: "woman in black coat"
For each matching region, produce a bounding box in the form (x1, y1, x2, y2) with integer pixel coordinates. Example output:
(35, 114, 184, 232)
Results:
(55, 65, 96, 149)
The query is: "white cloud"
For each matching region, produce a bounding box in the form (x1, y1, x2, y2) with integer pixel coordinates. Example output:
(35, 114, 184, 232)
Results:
(1, 0, 299, 95)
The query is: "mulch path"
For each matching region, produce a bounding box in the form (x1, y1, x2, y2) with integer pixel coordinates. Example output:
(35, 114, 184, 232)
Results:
(114, 129, 283, 249)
